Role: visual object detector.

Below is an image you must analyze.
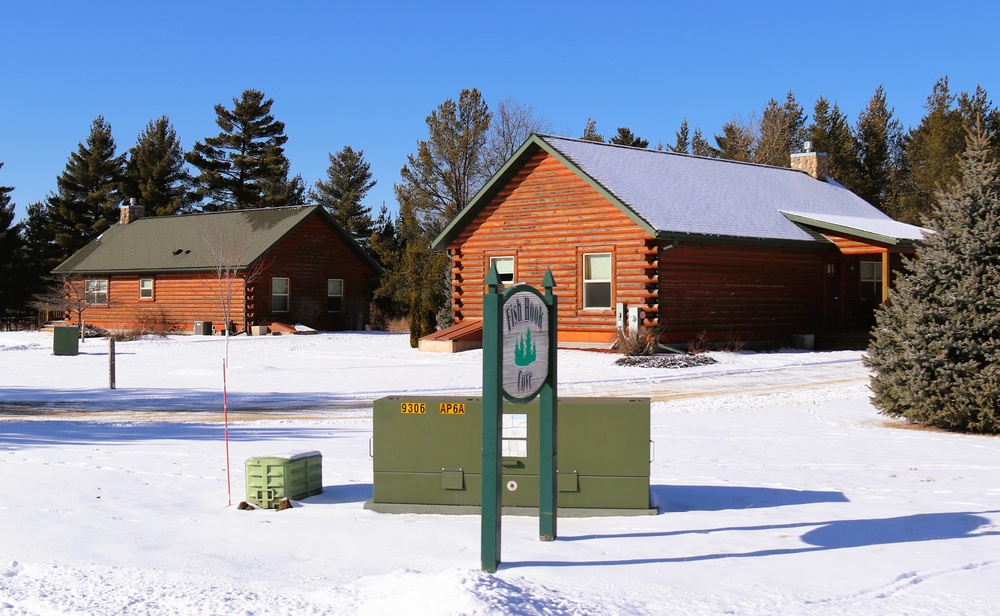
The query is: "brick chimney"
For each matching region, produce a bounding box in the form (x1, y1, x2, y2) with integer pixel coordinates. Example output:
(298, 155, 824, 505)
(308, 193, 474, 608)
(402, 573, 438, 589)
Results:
(120, 198, 145, 224)
(790, 141, 829, 181)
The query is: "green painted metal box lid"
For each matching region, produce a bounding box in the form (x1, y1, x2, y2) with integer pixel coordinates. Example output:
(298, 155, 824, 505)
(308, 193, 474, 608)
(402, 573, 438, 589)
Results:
(245, 451, 323, 509)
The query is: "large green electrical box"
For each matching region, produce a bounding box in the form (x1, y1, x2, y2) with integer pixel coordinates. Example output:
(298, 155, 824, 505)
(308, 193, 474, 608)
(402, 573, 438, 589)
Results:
(245, 451, 323, 509)
(52, 326, 80, 356)
(366, 396, 654, 516)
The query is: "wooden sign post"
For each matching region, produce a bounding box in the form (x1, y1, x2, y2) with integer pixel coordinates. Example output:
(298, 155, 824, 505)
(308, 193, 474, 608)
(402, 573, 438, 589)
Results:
(481, 266, 558, 573)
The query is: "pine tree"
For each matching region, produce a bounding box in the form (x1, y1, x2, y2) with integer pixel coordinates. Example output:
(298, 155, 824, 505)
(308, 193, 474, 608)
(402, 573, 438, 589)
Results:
(186, 89, 292, 211)
(958, 85, 1000, 157)
(892, 77, 966, 223)
(852, 85, 903, 214)
(715, 119, 755, 162)
(310, 145, 376, 247)
(390, 88, 491, 344)
(672, 119, 690, 154)
(807, 97, 857, 182)
(124, 116, 196, 216)
(866, 126, 1000, 433)
(756, 91, 806, 167)
(581, 117, 604, 142)
(45, 116, 126, 261)
(609, 127, 649, 148)
(691, 128, 715, 157)
(0, 165, 29, 314)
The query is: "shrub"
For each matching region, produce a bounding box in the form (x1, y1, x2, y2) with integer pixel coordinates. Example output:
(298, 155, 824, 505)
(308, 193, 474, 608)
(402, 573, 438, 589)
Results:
(615, 326, 659, 356)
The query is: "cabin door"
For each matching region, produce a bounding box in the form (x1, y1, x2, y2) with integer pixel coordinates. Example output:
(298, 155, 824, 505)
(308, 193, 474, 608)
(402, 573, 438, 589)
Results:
(823, 260, 845, 328)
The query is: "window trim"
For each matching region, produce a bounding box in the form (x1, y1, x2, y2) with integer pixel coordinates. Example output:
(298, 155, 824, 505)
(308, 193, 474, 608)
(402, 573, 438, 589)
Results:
(139, 278, 154, 300)
(271, 277, 290, 313)
(488, 255, 516, 293)
(327, 278, 344, 313)
(859, 260, 883, 301)
(85, 279, 109, 306)
(582, 252, 613, 310)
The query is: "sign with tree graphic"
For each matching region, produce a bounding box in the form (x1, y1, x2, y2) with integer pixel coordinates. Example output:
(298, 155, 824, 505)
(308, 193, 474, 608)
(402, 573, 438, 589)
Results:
(501, 290, 549, 402)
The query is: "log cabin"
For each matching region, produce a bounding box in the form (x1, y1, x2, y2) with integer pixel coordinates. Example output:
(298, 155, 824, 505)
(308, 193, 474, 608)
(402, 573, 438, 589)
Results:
(53, 203, 381, 334)
(428, 134, 927, 351)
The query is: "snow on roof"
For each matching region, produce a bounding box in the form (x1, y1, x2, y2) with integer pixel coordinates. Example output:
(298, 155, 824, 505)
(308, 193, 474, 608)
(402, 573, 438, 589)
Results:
(780, 210, 930, 242)
(543, 135, 900, 242)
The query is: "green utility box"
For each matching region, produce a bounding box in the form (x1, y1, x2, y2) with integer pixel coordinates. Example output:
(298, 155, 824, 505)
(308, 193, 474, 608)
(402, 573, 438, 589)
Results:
(367, 396, 654, 515)
(245, 451, 323, 509)
(52, 325, 80, 356)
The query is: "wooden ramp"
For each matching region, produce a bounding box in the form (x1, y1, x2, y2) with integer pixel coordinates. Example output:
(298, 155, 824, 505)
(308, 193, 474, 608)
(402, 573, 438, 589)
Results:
(418, 320, 483, 353)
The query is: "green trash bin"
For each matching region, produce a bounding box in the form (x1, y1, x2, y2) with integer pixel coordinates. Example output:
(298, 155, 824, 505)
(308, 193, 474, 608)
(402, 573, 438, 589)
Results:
(53, 326, 80, 356)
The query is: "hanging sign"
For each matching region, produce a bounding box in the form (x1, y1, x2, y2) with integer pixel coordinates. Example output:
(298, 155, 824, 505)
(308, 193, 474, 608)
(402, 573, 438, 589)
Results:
(501, 289, 550, 403)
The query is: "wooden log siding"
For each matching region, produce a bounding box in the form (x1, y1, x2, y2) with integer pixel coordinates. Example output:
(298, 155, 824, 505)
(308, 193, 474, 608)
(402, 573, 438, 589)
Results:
(75, 214, 376, 333)
(657, 243, 826, 345)
(247, 215, 375, 331)
(75, 273, 247, 333)
(447, 150, 657, 344)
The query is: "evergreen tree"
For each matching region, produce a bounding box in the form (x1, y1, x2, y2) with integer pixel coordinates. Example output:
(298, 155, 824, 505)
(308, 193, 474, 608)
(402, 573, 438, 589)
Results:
(756, 91, 806, 167)
(866, 126, 1000, 433)
(958, 85, 1000, 156)
(852, 85, 903, 214)
(186, 89, 292, 211)
(691, 128, 716, 157)
(310, 145, 376, 247)
(609, 127, 649, 148)
(894, 77, 966, 223)
(124, 116, 196, 216)
(390, 88, 491, 344)
(0, 165, 29, 314)
(44, 116, 126, 261)
(672, 119, 691, 154)
(715, 119, 755, 162)
(806, 97, 857, 182)
(581, 117, 604, 142)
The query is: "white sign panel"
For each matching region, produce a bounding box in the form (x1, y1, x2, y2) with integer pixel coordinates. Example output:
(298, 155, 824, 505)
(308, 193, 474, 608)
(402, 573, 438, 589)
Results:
(501, 290, 549, 402)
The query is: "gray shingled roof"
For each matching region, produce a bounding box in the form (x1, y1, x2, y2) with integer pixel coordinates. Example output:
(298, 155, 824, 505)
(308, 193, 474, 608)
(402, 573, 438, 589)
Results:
(54, 205, 380, 274)
(433, 134, 924, 249)
(543, 135, 899, 242)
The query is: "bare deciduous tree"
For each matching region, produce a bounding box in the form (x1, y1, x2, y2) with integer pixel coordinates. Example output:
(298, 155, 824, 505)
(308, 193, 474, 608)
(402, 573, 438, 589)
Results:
(483, 97, 553, 177)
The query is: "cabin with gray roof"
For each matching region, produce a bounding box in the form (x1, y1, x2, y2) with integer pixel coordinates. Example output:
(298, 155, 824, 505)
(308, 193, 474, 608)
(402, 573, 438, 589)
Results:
(54, 203, 381, 334)
(429, 134, 926, 350)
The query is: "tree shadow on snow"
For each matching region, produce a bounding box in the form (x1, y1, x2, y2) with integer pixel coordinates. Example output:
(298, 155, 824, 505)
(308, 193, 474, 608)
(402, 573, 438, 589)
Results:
(504, 510, 1000, 569)
(0, 421, 369, 446)
(651, 484, 849, 512)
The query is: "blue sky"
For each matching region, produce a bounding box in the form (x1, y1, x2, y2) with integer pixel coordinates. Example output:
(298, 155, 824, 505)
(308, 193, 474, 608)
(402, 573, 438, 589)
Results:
(1, 1, 996, 222)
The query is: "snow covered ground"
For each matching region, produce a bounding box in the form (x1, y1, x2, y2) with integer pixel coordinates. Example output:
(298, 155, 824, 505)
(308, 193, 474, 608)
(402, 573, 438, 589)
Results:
(1, 331, 998, 614)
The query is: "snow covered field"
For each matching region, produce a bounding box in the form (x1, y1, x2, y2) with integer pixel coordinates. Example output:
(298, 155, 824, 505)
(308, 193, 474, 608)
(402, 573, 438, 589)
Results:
(1, 331, 999, 614)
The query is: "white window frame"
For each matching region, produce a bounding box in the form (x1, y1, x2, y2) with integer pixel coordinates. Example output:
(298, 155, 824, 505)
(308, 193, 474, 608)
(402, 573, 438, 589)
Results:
(489, 256, 515, 292)
(139, 278, 154, 300)
(860, 261, 882, 301)
(85, 279, 109, 305)
(582, 252, 613, 310)
(272, 277, 290, 313)
(327, 279, 344, 312)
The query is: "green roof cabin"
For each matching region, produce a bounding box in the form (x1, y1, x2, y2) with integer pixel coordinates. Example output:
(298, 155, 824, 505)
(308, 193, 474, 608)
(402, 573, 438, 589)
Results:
(54, 203, 381, 334)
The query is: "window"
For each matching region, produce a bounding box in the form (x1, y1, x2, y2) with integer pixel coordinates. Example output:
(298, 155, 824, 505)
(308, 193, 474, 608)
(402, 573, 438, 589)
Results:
(327, 279, 344, 312)
(272, 277, 289, 312)
(489, 256, 515, 292)
(139, 278, 154, 299)
(583, 253, 612, 309)
(85, 279, 108, 305)
(860, 261, 883, 301)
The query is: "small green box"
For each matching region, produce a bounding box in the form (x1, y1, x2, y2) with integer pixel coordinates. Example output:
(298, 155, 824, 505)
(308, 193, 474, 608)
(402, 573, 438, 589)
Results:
(52, 326, 80, 356)
(245, 451, 323, 509)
